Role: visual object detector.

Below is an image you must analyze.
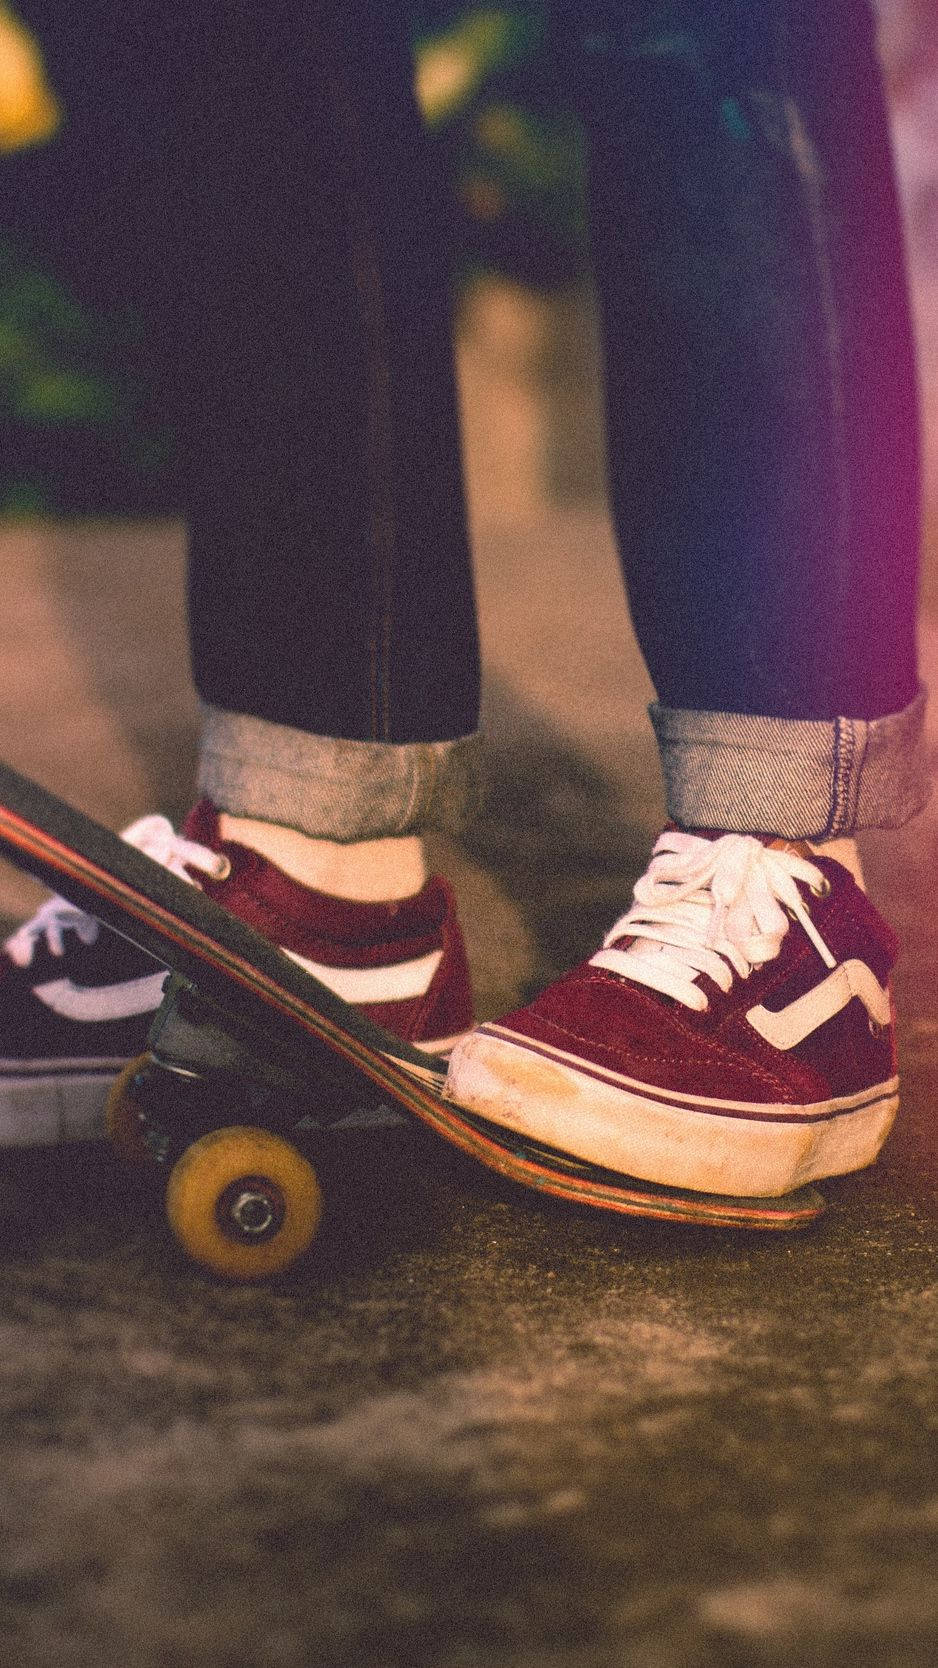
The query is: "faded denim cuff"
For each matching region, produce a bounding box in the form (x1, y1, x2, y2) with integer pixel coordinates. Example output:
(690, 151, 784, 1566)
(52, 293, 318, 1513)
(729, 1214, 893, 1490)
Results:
(649, 687, 930, 838)
(197, 705, 484, 840)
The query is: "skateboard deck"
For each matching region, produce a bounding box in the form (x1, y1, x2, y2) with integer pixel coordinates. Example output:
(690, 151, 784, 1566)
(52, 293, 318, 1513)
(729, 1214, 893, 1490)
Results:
(0, 762, 825, 1271)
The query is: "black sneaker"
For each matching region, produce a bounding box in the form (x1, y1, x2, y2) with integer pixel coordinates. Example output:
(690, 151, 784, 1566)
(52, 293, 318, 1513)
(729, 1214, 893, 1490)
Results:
(0, 815, 227, 1145)
(0, 803, 474, 1146)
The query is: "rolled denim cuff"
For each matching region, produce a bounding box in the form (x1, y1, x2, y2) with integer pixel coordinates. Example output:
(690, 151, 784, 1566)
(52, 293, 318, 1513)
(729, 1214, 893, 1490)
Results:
(197, 704, 484, 840)
(649, 687, 930, 838)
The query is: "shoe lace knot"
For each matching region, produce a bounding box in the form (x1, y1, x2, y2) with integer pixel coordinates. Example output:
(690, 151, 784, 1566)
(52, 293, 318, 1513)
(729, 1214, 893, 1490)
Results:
(589, 830, 836, 1012)
(4, 814, 228, 968)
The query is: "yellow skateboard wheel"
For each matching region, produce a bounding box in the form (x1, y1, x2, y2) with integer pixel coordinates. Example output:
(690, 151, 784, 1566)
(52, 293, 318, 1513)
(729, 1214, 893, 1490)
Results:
(166, 1125, 322, 1281)
(106, 1053, 160, 1165)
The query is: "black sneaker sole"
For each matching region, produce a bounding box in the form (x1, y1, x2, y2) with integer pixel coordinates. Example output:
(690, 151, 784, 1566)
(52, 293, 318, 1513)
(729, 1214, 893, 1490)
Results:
(0, 1058, 124, 1145)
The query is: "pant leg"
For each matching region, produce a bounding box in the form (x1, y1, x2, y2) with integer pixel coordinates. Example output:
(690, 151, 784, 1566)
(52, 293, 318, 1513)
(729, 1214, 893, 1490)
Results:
(180, 3, 481, 752)
(564, 0, 926, 834)
(12, 3, 482, 827)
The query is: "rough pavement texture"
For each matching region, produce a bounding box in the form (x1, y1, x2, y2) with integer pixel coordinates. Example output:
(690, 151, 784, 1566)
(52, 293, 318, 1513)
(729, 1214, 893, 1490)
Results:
(2, 275, 938, 1663)
(2, 1144, 936, 1668)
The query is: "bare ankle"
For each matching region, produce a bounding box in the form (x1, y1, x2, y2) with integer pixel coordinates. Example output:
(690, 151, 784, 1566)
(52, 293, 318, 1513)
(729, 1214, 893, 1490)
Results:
(217, 815, 427, 900)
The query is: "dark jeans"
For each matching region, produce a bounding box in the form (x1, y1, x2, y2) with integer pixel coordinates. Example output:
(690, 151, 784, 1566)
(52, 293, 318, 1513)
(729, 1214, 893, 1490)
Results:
(9, 0, 921, 743)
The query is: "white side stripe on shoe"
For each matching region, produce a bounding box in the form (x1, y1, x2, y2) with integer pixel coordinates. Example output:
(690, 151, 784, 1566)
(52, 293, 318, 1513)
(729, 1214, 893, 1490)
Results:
(284, 947, 442, 1005)
(746, 959, 890, 1051)
(32, 948, 443, 1026)
(33, 972, 169, 1022)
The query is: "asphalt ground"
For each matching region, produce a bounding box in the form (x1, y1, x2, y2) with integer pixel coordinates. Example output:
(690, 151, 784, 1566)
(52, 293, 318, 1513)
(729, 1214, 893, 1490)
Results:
(2, 302, 938, 1664)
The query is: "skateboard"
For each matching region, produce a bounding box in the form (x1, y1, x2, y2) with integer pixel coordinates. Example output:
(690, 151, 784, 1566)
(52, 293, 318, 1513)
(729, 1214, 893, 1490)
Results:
(0, 762, 825, 1278)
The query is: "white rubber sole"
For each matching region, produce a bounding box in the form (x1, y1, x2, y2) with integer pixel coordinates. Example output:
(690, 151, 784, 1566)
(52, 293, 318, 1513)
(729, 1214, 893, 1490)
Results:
(444, 1025, 900, 1197)
(0, 1059, 122, 1146)
(414, 1030, 471, 1059)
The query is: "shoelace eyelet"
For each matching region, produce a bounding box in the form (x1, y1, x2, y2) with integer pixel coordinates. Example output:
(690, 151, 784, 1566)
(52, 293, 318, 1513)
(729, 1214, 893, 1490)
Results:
(212, 855, 232, 882)
(811, 874, 832, 899)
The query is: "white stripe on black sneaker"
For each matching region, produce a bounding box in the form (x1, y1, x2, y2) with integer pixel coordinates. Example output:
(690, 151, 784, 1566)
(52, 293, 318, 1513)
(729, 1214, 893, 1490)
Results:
(32, 972, 169, 1022)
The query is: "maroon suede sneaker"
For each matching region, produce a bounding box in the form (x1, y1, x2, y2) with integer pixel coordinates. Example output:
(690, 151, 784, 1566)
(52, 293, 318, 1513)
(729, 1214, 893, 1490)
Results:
(0, 803, 472, 1146)
(183, 801, 473, 1052)
(444, 829, 900, 1197)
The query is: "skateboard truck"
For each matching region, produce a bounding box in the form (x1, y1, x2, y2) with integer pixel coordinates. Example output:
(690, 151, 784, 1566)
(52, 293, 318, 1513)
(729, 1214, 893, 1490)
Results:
(106, 973, 356, 1277)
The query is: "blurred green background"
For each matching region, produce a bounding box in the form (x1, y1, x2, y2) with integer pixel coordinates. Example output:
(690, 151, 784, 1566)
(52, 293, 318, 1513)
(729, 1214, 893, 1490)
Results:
(3, 2, 936, 517)
(0, 4, 589, 515)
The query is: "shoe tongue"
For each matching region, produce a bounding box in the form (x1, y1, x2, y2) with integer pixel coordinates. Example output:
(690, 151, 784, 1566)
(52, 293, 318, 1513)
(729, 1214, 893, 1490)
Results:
(672, 824, 814, 864)
(767, 835, 813, 859)
(671, 823, 806, 851)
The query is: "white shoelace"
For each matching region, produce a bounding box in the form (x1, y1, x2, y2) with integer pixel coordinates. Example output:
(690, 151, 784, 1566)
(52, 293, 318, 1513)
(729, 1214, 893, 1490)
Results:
(589, 830, 836, 1012)
(5, 814, 228, 969)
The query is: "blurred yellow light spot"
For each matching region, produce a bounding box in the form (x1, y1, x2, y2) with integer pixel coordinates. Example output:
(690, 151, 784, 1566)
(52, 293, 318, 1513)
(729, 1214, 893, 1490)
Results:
(415, 9, 513, 127)
(0, 6, 60, 152)
(416, 42, 476, 125)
